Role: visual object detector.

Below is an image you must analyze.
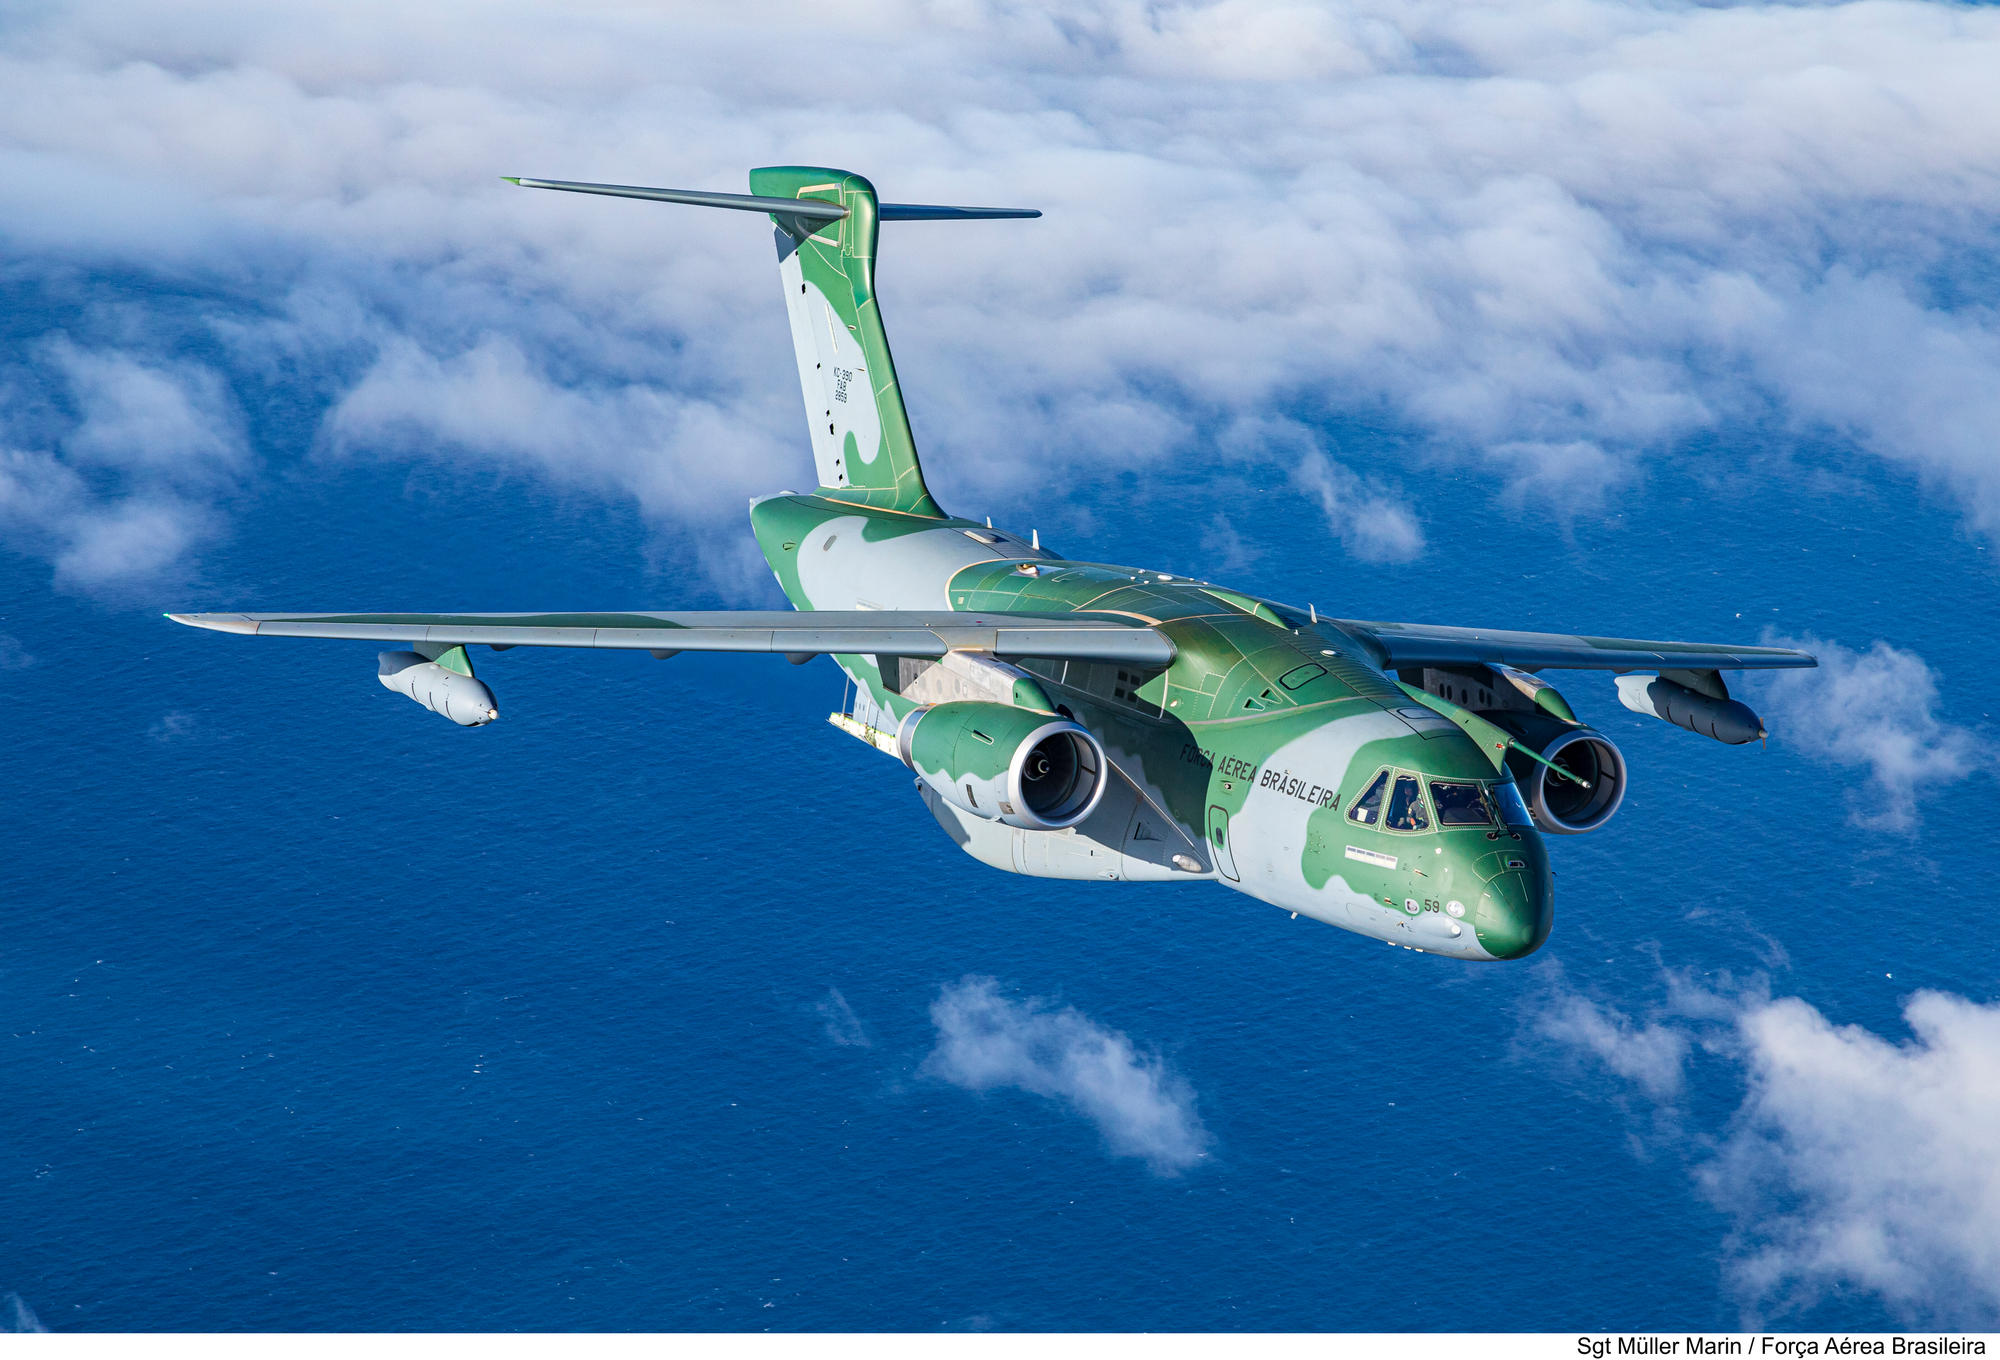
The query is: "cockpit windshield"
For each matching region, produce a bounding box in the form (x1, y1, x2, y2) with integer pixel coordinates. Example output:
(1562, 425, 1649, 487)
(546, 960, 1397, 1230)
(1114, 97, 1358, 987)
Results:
(1385, 775, 1430, 832)
(1428, 780, 1495, 827)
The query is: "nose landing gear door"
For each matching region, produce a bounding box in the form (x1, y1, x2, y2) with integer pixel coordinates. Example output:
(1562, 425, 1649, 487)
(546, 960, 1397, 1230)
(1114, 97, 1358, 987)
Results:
(1207, 805, 1240, 882)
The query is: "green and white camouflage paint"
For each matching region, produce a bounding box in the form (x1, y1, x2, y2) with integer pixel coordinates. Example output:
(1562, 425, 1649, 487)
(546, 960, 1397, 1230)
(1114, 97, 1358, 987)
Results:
(171, 166, 1818, 963)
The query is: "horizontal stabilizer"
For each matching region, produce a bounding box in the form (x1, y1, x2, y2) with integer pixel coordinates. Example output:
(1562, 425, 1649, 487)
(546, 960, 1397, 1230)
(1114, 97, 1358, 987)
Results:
(505, 178, 845, 219)
(876, 203, 1042, 220)
(505, 177, 1038, 221)
(167, 610, 1172, 666)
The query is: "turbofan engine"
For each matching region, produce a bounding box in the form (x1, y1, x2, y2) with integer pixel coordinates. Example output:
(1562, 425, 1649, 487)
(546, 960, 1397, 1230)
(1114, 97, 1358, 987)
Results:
(1485, 711, 1627, 835)
(897, 701, 1107, 831)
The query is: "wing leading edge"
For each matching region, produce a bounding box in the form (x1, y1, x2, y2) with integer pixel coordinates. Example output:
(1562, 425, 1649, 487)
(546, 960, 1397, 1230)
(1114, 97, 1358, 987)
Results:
(1335, 619, 1815, 673)
(166, 610, 1176, 666)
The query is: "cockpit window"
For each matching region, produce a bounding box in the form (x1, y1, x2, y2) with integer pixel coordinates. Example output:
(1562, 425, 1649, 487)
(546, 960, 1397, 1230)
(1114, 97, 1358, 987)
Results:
(1492, 780, 1533, 828)
(1385, 775, 1430, 832)
(1429, 780, 1494, 827)
(1347, 770, 1390, 825)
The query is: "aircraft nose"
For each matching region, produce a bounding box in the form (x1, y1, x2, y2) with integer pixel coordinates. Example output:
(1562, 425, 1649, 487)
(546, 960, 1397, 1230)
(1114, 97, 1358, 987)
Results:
(1475, 870, 1553, 961)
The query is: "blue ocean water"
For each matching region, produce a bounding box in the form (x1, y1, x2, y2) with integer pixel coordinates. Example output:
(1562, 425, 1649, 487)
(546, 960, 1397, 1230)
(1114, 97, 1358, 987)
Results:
(3, 408, 1996, 1329)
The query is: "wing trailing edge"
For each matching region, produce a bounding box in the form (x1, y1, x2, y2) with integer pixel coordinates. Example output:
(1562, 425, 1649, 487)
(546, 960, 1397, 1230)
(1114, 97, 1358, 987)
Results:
(1336, 619, 1816, 673)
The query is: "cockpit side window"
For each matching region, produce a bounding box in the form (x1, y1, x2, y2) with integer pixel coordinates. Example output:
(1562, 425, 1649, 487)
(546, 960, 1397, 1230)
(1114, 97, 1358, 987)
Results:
(1385, 775, 1430, 832)
(1493, 779, 1534, 828)
(1347, 770, 1390, 825)
(1429, 780, 1494, 827)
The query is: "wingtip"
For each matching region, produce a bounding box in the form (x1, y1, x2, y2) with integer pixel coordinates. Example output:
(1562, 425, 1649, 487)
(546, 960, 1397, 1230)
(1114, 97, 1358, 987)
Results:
(167, 613, 260, 635)
(501, 176, 522, 186)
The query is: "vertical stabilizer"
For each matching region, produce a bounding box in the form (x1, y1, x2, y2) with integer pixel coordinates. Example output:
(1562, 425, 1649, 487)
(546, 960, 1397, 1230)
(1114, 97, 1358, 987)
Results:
(506, 170, 1037, 517)
(750, 166, 941, 517)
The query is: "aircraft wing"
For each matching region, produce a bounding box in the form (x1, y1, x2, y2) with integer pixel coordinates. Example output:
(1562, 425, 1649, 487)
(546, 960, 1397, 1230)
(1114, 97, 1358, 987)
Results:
(1333, 619, 1815, 673)
(166, 610, 1177, 665)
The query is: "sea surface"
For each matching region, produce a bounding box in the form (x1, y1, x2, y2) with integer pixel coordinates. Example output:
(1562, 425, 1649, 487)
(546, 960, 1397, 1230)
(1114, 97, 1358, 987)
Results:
(3, 417, 1996, 1330)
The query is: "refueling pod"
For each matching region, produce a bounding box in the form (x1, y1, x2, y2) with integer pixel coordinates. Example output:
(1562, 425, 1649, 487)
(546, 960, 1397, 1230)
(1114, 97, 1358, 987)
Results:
(1615, 672, 1765, 745)
(377, 651, 499, 726)
(897, 700, 1106, 831)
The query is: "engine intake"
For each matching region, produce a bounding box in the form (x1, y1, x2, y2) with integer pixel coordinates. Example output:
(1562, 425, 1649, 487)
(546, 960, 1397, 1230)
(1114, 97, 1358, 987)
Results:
(1486, 711, 1627, 835)
(898, 701, 1106, 831)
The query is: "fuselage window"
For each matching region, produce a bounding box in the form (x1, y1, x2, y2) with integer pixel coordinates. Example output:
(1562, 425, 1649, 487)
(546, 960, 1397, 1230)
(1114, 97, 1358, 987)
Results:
(1348, 770, 1390, 825)
(1385, 775, 1430, 832)
(1429, 780, 1495, 827)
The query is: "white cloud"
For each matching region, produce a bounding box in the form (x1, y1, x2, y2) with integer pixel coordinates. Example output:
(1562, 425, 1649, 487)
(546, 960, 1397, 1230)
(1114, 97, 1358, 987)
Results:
(49, 340, 246, 478)
(923, 976, 1209, 1174)
(817, 986, 869, 1048)
(0, 634, 34, 670)
(1703, 991, 2000, 1327)
(1757, 635, 1995, 831)
(2, 1293, 46, 1334)
(1216, 416, 1422, 561)
(1538, 978, 2000, 1327)
(0, 448, 221, 591)
(1535, 991, 1689, 1102)
(1488, 440, 1624, 516)
(58, 496, 212, 586)
(321, 334, 792, 508)
(0, 341, 243, 589)
(6, 0, 2000, 587)
(1198, 511, 1261, 575)
(147, 711, 197, 742)
(1289, 448, 1425, 563)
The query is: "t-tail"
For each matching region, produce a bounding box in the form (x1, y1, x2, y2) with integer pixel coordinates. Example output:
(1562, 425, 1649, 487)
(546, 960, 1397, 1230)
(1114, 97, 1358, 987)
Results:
(506, 168, 1039, 519)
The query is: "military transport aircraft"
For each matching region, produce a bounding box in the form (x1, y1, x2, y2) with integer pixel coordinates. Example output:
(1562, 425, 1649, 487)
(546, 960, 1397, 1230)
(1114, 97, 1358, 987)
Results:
(171, 166, 1816, 961)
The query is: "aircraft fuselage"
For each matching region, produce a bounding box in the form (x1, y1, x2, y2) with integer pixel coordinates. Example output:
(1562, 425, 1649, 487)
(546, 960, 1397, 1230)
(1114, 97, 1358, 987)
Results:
(751, 491, 1553, 961)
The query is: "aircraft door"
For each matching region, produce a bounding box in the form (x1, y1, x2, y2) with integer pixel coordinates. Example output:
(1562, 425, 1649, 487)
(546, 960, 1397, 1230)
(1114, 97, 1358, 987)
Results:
(1207, 805, 1240, 881)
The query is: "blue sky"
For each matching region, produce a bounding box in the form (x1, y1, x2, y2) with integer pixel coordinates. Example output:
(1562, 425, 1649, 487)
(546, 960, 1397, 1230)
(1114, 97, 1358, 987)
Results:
(3, 0, 1999, 1331)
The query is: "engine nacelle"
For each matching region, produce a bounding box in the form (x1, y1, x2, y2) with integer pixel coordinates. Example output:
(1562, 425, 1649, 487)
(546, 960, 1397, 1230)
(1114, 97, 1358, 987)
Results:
(1485, 711, 1627, 835)
(897, 701, 1106, 831)
(1615, 673, 1765, 745)
(378, 651, 498, 726)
